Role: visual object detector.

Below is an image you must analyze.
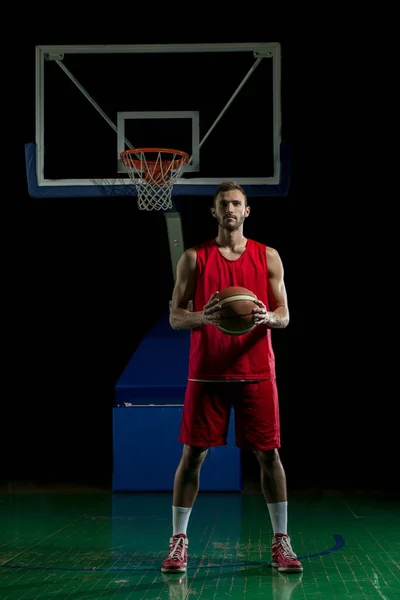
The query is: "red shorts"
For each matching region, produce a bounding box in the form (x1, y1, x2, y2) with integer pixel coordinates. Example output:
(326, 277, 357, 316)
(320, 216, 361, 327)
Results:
(179, 379, 280, 451)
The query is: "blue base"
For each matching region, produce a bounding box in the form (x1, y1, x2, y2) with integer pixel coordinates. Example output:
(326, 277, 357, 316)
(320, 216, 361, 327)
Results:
(112, 313, 242, 492)
(112, 406, 241, 492)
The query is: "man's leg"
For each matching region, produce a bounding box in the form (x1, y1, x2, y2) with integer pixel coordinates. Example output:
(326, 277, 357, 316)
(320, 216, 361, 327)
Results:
(172, 445, 208, 533)
(161, 445, 208, 573)
(254, 449, 303, 573)
(254, 448, 288, 531)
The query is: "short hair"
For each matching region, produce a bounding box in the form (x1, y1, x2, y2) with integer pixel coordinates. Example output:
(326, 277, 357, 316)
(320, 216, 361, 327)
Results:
(213, 181, 248, 206)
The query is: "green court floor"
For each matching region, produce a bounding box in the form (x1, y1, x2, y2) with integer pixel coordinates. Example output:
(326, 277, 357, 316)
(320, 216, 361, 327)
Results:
(0, 488, 398, 599)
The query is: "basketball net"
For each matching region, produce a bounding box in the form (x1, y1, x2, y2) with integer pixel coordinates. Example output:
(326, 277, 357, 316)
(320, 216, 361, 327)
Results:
(120, 148, 189, 211)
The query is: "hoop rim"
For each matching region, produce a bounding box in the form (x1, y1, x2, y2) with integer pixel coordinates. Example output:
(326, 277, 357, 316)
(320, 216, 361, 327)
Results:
(120, 147, 189, 162)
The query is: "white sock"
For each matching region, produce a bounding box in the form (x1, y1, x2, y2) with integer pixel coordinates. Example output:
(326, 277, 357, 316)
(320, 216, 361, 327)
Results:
(172, 506, 192, 536)
(267, 501, 288, 535)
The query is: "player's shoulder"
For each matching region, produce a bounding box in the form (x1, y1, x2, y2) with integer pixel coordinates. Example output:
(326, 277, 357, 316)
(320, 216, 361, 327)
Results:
(181, 243, 209, 265)
(266, 246, 280, 259)
(177, 248, 197, 276)
(181, 247, 197, 263)
(265, 246, 284, 273)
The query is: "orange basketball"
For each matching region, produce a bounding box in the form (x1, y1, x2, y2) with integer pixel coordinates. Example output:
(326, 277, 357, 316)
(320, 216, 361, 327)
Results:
(216, 286, 258, 335)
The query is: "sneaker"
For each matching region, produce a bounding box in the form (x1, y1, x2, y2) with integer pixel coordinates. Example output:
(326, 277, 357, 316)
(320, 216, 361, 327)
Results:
(271, 533, 303, 573)
(161, 534, 188, 573)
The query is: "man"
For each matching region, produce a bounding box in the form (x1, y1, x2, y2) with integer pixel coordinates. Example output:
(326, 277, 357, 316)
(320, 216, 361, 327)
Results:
(161, 181, 302, 574)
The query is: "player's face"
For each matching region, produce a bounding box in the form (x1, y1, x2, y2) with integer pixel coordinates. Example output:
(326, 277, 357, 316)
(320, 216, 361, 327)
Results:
(211, 191, 250, 231)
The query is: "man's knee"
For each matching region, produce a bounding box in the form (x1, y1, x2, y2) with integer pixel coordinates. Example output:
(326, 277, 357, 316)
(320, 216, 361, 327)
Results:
(253, 448, 280, 466)
(181, 445, 209, 469)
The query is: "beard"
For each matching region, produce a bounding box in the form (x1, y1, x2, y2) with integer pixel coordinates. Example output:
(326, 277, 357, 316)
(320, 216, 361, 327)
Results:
(216, 214, 246, 231)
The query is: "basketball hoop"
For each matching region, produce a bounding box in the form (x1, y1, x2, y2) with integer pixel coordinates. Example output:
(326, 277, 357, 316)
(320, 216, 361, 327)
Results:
(120, 147, 189, 211)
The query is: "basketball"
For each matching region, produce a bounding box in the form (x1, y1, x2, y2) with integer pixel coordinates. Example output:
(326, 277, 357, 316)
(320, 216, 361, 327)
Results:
(215, 286, 258, 335)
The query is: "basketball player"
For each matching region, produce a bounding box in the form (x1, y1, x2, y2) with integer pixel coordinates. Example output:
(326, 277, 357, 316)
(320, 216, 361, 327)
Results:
(161, 181, 302, 574)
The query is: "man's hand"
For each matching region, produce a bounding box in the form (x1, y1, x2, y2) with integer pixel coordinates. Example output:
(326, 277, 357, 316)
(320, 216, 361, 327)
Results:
(252, 298, 270, 325)
(252, 298, 288, 328)
(203, 292, 222, 325)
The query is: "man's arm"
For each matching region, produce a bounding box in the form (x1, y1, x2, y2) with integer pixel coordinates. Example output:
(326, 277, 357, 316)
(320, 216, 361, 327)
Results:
(252, 247, 289, 329)
(169, 248, 221, 330)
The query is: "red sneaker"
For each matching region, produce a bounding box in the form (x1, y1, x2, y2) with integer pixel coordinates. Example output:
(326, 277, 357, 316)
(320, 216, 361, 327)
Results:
(271, 533, 303, 572)
(161, 534, 188, 573)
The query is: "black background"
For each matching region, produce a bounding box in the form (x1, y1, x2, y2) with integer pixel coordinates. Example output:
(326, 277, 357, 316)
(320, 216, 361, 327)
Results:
(3, 20, 394, 494)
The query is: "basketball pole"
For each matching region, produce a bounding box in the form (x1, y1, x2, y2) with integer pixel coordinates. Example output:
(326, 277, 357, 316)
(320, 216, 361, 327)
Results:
(165, 210, 188, 313)
(164, 211, 184, 285)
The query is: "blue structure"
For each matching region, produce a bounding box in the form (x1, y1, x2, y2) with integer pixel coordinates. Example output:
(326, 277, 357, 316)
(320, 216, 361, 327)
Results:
(113, 312, 242, 492)
(25, 141, 291, 199)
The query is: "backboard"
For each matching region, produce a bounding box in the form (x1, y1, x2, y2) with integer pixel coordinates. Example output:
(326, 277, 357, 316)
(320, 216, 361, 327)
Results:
(25, 43, 290, 200)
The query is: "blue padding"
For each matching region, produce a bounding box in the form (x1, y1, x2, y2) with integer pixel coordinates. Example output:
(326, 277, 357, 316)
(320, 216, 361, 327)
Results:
(112, 313, 242, 492)
(112, 406, 242, 491)
(25, 142, 291, 200)
(24, 143, 135, 199)
(115, 312, 190, 405)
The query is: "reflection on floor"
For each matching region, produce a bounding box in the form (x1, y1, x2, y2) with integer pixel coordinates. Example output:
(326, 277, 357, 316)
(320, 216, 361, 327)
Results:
(0, 488, 398, 599)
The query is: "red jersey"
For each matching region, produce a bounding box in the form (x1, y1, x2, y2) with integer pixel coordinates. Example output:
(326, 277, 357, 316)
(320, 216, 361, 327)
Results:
(187, 238, 276, 381)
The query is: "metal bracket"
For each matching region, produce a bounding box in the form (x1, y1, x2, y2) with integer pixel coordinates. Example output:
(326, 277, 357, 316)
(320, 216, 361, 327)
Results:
(253, 50, 273, 58)
(44, 53, 64, 61)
